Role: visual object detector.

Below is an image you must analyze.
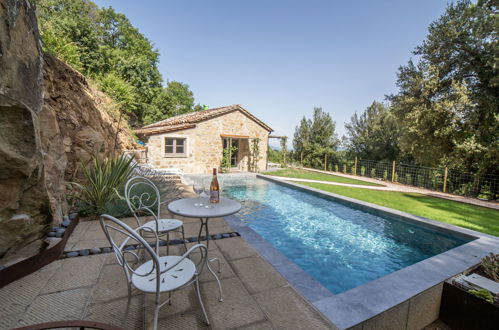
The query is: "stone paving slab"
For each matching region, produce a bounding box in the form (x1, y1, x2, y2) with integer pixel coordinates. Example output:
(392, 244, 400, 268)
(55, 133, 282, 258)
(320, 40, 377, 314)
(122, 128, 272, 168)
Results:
(89, 263, 140, 304)
(40, 254, 106, 294)
(231, 257, 287, 294)
(0, 260, 62, 317)
(200, 277, 267, 330)
(84, 295, 144, 330)
(155, 309, 208, 329)
(236, 321, 274, 330)
(215, 237, 259, 260)
(17, 287, 91, 327)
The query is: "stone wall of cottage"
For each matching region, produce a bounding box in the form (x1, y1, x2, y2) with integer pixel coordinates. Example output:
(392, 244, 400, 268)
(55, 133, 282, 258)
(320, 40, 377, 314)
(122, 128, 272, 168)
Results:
(145, 110, 270, 174)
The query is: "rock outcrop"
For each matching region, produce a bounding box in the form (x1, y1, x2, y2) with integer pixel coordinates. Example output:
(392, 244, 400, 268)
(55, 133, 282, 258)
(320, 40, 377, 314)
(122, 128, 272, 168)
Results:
(0, 0, 136, 266)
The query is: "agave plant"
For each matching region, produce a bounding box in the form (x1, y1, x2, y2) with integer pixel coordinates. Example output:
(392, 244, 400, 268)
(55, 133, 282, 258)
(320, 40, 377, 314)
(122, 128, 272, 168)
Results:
(72, 153, 137, 214)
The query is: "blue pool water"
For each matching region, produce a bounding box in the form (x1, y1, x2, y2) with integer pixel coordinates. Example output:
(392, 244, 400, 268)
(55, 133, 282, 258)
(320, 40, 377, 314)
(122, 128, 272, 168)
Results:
(222, 179, 471, 294)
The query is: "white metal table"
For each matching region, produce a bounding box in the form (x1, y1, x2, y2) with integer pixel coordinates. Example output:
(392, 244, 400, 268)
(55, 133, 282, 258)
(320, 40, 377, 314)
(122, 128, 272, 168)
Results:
(167, 197, 241, 248)
(167, 197, 241, 301)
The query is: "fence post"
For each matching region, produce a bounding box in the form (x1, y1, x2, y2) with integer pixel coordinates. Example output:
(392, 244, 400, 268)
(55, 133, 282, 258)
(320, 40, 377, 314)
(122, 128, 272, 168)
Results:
(354, 157, 357, 176)
(392, 161, 396, 182)
(324, 154, 327, 171)
(443, 167, 448, 193)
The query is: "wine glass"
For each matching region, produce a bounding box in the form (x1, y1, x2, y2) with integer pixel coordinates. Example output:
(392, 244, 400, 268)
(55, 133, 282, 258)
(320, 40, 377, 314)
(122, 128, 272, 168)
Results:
(193, 181, 205, 206)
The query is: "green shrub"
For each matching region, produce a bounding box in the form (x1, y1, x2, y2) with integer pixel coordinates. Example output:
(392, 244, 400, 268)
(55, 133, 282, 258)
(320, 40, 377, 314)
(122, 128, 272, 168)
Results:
(40, 24, 83, 71)
(383, 170, 388, 181)
(72, 153, 136, 215)
(405, 173, 412, 185)
(370, 168, 376, 178)
(468, 289, 494, 304)
(361, 166, 365, 176)
(342, 164, 347, 173)
(95, 73, 137, 115)
(334, 164, 338, 172)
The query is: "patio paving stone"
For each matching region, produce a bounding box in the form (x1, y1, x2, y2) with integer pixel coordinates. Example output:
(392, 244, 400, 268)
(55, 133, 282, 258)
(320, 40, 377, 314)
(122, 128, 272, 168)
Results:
(16, 287, 90, 327)
(253, 286, 336, 330)
(155, 310, 209, 330)
(236, 321, 274, 330)
(200, 277, 267, 329)
(84, 295, 144, 330)
(0, 313, 22, 329)
(0, 259, 62, 316)
(89, 263, 139, 304)
(215, 237, 259, 260)
(231, 257, 287, 294)
(40, 254, 106, 294)
(144, 287, 198, 319)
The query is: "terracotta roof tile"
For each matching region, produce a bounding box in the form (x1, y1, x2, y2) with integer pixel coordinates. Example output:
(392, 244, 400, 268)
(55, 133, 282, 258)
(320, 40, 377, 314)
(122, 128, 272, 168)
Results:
(136, 104, 272, 135)
(135, 123, 197, 135)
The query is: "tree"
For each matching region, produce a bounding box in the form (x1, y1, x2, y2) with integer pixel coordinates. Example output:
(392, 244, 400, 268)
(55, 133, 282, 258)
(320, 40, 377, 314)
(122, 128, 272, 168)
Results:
(36, 0, 198, 126)
(293, 107, 339, 167)
(293, 117, 311, 164)
(344, 101, 402, 161)
(145, 81, 196, 124)
(390, 0, 498, 176)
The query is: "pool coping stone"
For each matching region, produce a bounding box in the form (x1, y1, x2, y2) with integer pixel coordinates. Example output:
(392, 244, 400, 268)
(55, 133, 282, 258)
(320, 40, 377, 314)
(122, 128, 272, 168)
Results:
(225, 174, 499, 329)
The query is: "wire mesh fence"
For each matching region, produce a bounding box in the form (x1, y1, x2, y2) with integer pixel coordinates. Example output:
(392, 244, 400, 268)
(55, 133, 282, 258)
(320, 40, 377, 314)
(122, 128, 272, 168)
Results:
(310, 157, 499, 201)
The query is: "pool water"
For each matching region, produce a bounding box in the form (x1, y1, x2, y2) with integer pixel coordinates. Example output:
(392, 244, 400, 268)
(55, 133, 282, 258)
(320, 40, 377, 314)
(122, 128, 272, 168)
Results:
(222, 179, 471, 294)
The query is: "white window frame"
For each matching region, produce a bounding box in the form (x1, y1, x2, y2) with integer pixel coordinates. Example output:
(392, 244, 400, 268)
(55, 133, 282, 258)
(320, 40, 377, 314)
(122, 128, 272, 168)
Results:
(164, 137, 187, 157)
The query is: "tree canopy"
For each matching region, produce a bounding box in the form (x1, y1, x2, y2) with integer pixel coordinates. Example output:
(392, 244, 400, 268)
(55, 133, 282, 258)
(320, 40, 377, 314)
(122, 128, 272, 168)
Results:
(339, 0, 498, 180)
(390, 0, 498, 175)
(36, 0, 200, 126)
(344, 101, 402, 162)
(293, 107, 339, 168)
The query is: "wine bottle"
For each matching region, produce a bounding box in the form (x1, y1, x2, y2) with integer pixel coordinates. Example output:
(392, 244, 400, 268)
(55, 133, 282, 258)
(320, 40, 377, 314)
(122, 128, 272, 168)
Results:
(210, 168, 220, 203)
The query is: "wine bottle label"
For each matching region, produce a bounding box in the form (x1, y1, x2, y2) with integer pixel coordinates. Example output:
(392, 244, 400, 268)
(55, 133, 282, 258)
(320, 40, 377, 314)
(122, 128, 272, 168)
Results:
(210, 190, 219, 203)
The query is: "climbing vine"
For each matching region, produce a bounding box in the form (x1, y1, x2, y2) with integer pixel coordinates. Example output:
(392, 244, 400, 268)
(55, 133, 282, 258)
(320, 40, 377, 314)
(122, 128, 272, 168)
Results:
(221, 146, 237, 173)
(250, 138, 261, 172)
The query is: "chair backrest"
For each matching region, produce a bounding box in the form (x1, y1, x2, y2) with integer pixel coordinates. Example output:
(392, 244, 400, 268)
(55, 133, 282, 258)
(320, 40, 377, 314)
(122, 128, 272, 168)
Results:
(99, 214, 161, 290)
(125, 176, 161, 222)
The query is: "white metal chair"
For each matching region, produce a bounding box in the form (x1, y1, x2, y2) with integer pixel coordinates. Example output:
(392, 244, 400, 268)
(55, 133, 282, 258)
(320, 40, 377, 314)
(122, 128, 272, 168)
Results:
(99, 214, 211, 329)
(125, 176, 187, 254)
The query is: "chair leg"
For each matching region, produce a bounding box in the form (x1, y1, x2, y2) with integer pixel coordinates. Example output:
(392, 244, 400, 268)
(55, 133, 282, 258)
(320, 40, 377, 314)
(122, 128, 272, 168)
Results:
(206, 260, 224, 302)
(181, 226, 188, 253)
(152, 292, 161, 330)
(195, 276, 210, 326)
(166, 232, 170, 256)
(122, 280, 132, 325)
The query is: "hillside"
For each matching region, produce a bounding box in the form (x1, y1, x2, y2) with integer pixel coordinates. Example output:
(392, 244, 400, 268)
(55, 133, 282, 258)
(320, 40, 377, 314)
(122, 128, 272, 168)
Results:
(0, 0, 136, 266)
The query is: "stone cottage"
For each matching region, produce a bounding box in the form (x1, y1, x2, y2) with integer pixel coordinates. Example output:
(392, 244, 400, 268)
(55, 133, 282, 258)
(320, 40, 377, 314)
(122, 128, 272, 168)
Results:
(135, 105, 273, 174)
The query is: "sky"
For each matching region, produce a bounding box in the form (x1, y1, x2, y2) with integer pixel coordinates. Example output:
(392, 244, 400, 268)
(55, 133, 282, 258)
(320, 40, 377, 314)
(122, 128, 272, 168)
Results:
(93, 0, 449, 148)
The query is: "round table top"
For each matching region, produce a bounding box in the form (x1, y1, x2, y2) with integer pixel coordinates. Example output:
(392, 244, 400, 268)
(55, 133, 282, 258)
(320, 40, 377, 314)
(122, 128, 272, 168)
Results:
(168, 197, 241, 218)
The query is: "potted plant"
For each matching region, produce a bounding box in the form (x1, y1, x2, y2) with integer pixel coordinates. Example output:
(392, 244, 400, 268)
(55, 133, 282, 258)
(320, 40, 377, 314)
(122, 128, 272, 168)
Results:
(440, 253, 499, 330)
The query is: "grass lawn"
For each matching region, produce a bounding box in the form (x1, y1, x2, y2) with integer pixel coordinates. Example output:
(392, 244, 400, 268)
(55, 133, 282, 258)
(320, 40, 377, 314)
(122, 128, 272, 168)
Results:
(269, 168, 384, 187)
(299, 181, 499, 237)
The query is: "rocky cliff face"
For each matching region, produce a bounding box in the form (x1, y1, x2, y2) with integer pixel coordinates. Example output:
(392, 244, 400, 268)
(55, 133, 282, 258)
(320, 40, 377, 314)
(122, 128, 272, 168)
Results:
(0, 0, 136, 266)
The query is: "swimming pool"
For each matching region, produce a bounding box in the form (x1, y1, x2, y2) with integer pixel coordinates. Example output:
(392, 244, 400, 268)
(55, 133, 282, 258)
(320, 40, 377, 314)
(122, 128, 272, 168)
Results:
(222, 178, 471, 294)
